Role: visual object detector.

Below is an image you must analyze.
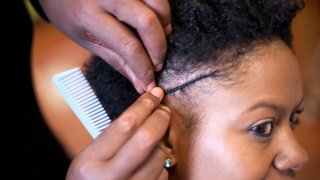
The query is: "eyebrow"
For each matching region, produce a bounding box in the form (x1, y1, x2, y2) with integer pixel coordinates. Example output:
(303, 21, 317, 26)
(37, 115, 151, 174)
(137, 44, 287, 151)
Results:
(245, 97, 303, 115)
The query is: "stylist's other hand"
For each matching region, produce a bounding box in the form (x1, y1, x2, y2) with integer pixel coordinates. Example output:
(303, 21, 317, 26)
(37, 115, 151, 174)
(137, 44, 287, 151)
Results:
(39, 0, 171, 93)
(66, 87, 171, 180)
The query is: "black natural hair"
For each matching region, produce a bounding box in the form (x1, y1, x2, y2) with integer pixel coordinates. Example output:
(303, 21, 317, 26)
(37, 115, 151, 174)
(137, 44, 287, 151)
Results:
(83, 58, 140, 120)
(83, 0, 304, 120)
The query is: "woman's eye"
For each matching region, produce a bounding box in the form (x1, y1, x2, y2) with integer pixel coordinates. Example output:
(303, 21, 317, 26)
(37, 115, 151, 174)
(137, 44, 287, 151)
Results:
(250, 120, 274, 137)
(290, 107, 303, 130)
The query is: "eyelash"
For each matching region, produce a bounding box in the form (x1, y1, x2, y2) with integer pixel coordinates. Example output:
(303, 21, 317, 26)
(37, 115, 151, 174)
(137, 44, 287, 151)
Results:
(290, 106, 304, 130)
(250, 120, 274, 138)
(249, 107, 304, 138)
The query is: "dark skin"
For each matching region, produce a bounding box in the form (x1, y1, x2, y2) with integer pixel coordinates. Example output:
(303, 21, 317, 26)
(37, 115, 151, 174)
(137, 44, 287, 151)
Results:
(66, 41, 308, 180)
(37, 1, 173, 178)
(66, 87, 172, 180)
(37, 1, 307, 179)
(39, 0, 172, 93)
(164, 41, 308, 179)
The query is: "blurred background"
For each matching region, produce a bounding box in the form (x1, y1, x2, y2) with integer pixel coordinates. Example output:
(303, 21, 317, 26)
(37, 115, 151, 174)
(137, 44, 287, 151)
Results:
(26, 0, 319, 179)
(291, 1, 320, 179)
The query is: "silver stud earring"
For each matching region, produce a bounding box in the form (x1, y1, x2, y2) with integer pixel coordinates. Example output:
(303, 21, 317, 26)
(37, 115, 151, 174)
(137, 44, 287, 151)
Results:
(164, 158, 174, 168)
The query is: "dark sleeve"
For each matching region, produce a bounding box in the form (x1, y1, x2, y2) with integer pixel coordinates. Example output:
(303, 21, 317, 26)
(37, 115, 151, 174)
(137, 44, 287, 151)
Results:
(29, 0, 49, 21)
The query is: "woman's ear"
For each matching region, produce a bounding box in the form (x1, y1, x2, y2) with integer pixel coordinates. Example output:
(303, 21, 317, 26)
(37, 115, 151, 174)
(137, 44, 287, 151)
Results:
(159, 115, 177, 168)
(158, 105, 184, 169)
(160, 97, 191, 169)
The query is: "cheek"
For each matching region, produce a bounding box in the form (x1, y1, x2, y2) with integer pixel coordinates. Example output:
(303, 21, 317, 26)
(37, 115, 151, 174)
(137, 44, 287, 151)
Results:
(186, 122, 274, 179)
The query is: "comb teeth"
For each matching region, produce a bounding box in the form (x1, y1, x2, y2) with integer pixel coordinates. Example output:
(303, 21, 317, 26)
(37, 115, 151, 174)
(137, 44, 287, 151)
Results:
(52, 67, 111, 139)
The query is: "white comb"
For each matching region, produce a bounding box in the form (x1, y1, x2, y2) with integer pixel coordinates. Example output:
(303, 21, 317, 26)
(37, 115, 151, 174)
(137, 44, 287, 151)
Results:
(52, 67, 111, 139)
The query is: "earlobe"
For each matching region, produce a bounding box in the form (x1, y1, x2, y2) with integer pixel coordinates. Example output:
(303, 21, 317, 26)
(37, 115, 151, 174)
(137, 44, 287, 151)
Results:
(159, 141, 177, 168)
(165, 158, 175, 168)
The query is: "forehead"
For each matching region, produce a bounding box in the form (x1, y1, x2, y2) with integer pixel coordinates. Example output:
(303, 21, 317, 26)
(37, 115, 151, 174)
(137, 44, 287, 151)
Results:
(242, 41, 302, 98)
(197, 41, 303, 116)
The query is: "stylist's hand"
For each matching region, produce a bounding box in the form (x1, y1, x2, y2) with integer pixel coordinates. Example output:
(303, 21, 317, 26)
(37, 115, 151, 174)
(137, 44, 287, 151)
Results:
(39, 0, 171, 93)
(66, 87, 171, 180)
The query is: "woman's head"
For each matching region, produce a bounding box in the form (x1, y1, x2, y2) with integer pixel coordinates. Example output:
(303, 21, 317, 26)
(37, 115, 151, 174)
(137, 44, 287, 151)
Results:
(158, 0, 303, 88)
(83, 0, 307, 179)
(164, 40, 308, 179)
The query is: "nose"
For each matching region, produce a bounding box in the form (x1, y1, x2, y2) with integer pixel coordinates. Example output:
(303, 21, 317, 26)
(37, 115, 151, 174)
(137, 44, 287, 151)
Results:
(273, 132, 309, 172)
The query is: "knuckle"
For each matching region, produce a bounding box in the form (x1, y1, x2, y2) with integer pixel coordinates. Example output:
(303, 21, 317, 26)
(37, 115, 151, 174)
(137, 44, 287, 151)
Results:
(138, 10, 158, 29)
(139, 96, 156, 109)
(72, 6, 95, 29)
(117, 115, 137, 134)
(136, 68, 154, 81)
(138, 128, 158, 149)
(70, 158, 98, 179)
(122, 40, 143, 57)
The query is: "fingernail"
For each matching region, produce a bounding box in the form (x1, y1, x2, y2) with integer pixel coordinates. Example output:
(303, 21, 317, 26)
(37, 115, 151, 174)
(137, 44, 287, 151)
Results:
(133, 83, 144, 94)
(165, 23, 172, 35)
(151, 87, 164, 99)
(155, 63, 164, 72)
(147, 81, 156, 92)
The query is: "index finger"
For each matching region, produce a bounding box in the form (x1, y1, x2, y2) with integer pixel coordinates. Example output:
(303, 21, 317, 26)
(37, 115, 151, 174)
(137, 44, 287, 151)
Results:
(104, 0, 167, 71)
(86, 87, 164, 159)
(143, 0, 171, 33)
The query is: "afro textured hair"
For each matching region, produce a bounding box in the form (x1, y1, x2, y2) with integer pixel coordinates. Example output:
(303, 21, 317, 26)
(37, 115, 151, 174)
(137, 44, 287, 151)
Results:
(83, 0, 304, 120)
